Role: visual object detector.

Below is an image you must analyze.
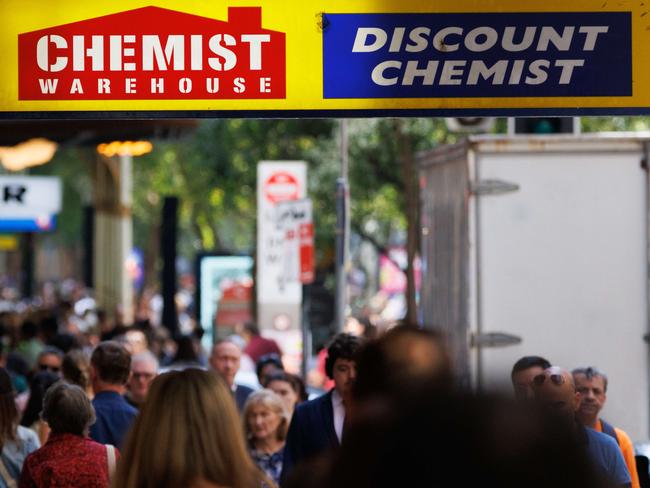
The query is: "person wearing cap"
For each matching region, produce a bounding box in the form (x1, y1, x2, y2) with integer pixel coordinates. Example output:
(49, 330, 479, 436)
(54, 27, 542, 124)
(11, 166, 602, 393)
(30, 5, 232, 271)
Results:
(0, 367, 39, 487)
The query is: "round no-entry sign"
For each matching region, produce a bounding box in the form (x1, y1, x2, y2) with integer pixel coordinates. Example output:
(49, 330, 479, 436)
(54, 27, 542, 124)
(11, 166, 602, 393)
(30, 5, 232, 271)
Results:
(264, 172, 299, 203)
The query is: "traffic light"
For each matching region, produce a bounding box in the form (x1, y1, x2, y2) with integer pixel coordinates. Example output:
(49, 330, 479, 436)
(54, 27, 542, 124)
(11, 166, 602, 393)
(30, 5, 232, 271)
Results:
(513, 117, 576, 134)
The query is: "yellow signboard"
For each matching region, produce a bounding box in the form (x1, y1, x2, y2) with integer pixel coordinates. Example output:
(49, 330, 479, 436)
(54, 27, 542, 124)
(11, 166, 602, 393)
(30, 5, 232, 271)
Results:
(0, 0, 647, 116)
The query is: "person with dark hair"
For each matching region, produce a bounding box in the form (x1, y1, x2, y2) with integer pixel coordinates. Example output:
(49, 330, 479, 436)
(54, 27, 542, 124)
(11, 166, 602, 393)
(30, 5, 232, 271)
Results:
(19, 382, 118, 488)
(34, 347, 63, 377)
(237, 321, 282, 364)
(20, 371, 59, 445)
(281, 333, 361, 483)
(61, 350, 92, 398)
(210, 339, 255, 410)
(0, 368, 39, 487)
(533, 367, 631, 488)
(256, 353, 284, 386)
(88, 341, 137, 448)
(572, 367, 640, 488)
(265, 372, 308, 422)
(511, 355, 552, 401)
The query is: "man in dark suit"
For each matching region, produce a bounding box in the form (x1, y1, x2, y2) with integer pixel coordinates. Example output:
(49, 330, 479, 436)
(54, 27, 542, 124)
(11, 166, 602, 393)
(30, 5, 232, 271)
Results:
(209, 338, 254, 410)
(281, 333, 362, 484)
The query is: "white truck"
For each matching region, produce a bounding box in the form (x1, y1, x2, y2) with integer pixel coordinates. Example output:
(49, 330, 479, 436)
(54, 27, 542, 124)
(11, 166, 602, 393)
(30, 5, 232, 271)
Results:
(419, 133, 650, 441)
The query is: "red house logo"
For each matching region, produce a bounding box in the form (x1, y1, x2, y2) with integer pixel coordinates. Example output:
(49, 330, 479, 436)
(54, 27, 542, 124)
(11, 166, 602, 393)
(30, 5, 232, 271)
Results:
(18, 6, 286, 100)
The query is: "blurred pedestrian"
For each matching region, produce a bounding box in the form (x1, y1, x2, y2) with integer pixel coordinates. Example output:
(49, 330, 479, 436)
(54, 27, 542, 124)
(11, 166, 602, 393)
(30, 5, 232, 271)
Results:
(113, 369, 267, 488)
(237, 322, 282, 364)
(533, 367, 631, 487)
(511, 355, 551, 401)
(281, 333, 361, 483)
(61, 350, 92, 398)
(0, 367, 39, 487)
(210, 339, 254, 410)
(244, 390, 289, 486)
(34, 347, 63, 377)
(256, 354, 283, 387)
(573, 367, 639, 488)
(125, 351, 158, 409)
(19, 382, 117, 488)
(20, 371, 59, 445)
(265, 372, 307, 421)
(89, 342, 137, 448)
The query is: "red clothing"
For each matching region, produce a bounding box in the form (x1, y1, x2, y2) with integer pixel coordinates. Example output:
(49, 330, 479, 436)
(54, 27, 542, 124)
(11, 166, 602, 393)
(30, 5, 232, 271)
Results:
(19, 433, 117, 488)
(244, 335, 282, 363)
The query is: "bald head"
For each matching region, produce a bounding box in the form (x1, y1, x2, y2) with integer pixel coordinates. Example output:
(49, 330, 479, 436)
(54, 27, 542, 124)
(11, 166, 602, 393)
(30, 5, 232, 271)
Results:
(533, 367, 580, 420)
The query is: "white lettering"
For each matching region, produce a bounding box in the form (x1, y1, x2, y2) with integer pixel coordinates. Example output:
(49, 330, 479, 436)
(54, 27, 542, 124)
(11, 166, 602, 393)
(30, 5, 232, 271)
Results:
(73, 35, 104, 71)
(371, 60, 401, 86)
(208, 34, 237, 71)
(555, 59, 585, 84)
(405, 27, 430, 53)
(579, 26, 609, 51)
(36, 35, 67, 72)
(69, 78, 83, 94)
(142, 35, 185, 71)
(439, 60, 466, 85)
(241, 34, 270, 70)
(206, 78, 220, 93)
(234, 77, 246, 93)
(508, 60, 525, 84)
(97, 78, 110, 94)
(38, 78, 58, 94)
(432, 27, 462, 53)
(467, 60, 508, 85)
(402, 60, 438, 86)
(465, 27, 498, 52)
(179, 77, 192, 93)
(502, 26, 536, 52)
(191, 35, 203, 70)
(260, 77, 271, 93)
(525, 59, 550, 84)
(389, 27, 406, 52)
(126, 78, 137, 93)
(151, 77, 164, 93)
(537, 26, 575, 51)
(352, 28, 387, 52)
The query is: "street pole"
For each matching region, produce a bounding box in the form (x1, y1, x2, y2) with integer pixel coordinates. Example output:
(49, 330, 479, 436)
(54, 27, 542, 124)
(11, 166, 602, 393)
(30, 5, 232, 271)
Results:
(334, 119, 349, 333)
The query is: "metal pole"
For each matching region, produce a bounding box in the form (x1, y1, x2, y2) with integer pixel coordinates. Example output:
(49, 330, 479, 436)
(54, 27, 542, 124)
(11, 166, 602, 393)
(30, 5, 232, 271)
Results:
(334, 119, 349, 333)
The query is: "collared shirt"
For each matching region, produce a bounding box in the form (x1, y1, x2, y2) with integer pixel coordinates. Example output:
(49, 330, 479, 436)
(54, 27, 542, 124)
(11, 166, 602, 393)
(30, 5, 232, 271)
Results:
(89, 391, 138, 449)
(331, 389, 345, 443)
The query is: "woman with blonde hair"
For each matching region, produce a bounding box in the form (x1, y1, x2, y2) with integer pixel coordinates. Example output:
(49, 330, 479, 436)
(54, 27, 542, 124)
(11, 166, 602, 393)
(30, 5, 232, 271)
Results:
(243, 390, 289, 487)
(113, 368, 267, 488)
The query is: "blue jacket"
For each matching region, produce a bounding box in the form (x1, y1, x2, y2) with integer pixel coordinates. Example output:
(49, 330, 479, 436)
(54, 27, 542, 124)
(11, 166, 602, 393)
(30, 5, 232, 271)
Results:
(280, 390, 338, 485)
(89, 391, 138, 449)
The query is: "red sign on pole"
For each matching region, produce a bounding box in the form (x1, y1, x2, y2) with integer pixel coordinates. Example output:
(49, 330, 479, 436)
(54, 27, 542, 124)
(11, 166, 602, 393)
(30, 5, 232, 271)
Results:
(299, 221, 314, 284)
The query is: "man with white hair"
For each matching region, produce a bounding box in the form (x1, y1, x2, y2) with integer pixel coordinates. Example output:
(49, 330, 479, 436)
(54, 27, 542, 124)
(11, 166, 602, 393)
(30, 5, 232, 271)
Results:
(125, 350, 159, 408)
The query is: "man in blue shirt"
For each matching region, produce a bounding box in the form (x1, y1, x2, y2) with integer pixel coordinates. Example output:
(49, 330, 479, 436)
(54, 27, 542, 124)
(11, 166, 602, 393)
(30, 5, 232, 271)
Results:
(533, 366, 631, 488)
(89, 341, 138, 449)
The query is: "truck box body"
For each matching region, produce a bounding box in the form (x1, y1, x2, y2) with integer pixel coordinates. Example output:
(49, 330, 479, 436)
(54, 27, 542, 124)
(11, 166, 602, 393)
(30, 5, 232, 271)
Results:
(419, 134, 650, 441)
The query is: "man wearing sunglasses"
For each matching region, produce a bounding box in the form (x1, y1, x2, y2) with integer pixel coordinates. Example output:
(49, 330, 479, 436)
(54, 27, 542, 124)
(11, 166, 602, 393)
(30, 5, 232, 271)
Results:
(533, 367, 631, 488)
(35, 347, 63, 377)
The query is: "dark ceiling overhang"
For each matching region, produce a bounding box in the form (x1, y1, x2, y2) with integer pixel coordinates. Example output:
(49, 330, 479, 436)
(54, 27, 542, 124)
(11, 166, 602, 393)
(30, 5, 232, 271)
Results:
(0, 119, 198, 146)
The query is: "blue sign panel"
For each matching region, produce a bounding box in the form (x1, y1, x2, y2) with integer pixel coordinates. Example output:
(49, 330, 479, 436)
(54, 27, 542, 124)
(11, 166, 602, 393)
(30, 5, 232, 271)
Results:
(322, 12, 632, 99)
(0, 216, 56, 232)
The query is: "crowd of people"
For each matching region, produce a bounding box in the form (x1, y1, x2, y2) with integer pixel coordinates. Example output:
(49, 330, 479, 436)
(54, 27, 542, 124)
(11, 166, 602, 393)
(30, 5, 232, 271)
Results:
(0, 296, 643, 487)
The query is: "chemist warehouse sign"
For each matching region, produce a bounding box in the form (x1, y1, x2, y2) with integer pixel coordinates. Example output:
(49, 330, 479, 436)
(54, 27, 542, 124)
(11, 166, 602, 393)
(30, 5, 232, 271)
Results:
(0, 0, 647, 117)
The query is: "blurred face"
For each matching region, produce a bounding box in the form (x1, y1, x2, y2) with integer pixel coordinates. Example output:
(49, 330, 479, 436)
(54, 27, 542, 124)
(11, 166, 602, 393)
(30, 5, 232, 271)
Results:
(268, 379, 299, 413)
(247, 404, 282, 443)
(512, 366, 546, 401)
(259, 363, 281, 386)
(533, 369, 580, 421)
(210, 342, 241, 387)
(574, 374, 606, 418)
(37, 353, 62, 376)
(332, 358, 356, 398)
(128, 360, 157, 403)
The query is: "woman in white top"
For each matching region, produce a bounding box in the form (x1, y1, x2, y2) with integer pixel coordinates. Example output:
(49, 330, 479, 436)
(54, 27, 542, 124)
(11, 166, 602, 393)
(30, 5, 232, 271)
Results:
(0, 367, 39, 487)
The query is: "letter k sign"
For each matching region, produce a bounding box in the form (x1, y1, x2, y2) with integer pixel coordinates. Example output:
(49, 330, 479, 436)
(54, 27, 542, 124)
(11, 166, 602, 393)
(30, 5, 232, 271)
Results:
(3, 185, 27, 203)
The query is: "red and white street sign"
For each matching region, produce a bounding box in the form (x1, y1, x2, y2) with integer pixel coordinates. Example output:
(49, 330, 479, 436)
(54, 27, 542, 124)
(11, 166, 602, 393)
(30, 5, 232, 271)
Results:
(264, 172, 299, 203)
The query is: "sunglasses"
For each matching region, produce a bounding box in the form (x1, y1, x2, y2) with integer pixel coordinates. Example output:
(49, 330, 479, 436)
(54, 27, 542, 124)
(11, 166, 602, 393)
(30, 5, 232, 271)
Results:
(533, 373, 565, 387)
(38, 365, 60, 373)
